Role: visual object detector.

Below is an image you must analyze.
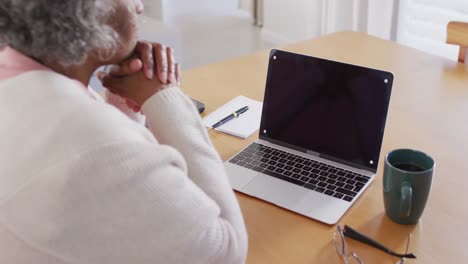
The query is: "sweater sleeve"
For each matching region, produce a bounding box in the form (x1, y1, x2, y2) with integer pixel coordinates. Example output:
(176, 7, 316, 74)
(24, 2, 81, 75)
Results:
(141, 86, 249, 263)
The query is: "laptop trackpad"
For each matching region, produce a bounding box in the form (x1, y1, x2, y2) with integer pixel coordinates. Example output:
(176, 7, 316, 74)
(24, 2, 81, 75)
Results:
(242, 173, 309, 208)
(225, 162, 259, 190)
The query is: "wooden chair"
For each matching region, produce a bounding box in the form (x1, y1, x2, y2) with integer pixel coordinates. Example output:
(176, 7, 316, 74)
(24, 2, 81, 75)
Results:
(446, 21, 468, 63)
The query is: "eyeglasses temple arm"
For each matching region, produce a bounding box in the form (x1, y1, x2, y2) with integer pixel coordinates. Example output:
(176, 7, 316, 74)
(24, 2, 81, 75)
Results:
(343, 225, 416, 259)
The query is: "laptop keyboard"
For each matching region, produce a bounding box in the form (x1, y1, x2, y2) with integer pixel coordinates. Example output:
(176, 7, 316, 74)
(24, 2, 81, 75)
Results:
(228, 143, 371, 202)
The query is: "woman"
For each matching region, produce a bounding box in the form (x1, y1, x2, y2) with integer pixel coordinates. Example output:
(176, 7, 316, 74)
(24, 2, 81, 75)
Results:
(0, 1, 248, 263)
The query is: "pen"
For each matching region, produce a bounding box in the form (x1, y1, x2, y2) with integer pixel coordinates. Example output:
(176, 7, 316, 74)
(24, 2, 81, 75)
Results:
(211, 106, 249, 129)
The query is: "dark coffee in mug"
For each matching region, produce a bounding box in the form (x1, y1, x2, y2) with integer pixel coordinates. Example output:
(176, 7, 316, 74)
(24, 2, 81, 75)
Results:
(393, 163, 425, 172)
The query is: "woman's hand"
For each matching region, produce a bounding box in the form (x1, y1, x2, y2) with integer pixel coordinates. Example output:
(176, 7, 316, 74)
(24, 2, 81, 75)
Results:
(100, 41, 181, 109)
(109, 41, 180, 84)
(102, 67, 174, 106)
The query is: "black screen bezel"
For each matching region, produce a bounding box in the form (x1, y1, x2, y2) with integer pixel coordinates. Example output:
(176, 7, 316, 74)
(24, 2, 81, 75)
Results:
(259, 49, 394, 173)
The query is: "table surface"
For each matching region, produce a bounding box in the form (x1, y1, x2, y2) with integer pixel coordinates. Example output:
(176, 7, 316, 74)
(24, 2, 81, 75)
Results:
(182, 31, 468, 264)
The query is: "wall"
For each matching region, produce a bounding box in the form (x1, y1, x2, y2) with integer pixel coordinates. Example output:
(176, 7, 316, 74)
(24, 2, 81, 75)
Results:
(143, 0, 163, 20)
(163, 0, 238, 19)
(261, 0, 396, 45)
(239, 0, 254, 15)
(261, 0, 322, 44)
(367, 0, 396, 39)
(143, 0, 239, 22)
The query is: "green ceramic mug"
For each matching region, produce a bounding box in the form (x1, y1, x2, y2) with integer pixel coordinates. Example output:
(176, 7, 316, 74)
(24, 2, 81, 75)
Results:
(383, 149, 435, 225)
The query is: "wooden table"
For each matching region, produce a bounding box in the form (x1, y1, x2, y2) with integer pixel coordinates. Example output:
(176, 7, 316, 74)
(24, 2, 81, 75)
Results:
(182, 32, 468, 263)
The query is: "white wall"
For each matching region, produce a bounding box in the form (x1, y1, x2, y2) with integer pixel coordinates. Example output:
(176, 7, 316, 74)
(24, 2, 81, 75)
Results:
(367, 0, 395, 39)
(261, 0, 396, 45)
(143, 0, 239, 22)
(239, 0, 254, 15)
(164, 0, 238, 18)
(143, 0, 163, 20)
(261, 0, 322, 44)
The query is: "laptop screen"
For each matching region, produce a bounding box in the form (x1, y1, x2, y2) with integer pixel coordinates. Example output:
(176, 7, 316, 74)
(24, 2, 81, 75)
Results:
(259, 50, 393, 172)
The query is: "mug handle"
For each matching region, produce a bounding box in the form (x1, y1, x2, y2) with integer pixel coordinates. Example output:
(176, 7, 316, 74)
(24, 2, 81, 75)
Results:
(400, 182, 413, 218)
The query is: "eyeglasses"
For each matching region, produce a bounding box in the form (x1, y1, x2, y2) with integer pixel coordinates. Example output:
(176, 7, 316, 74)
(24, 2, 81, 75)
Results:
(333, 224, 415, 263)
(334, 224, 363, 264)
(396, 233, 412, 264)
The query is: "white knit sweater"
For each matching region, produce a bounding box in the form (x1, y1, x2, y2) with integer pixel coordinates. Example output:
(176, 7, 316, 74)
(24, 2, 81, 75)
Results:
(0, 71, 248, 264)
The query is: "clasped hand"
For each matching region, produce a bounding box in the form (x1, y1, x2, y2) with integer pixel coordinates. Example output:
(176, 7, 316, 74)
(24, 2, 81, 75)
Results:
(101, 41, 181, 108)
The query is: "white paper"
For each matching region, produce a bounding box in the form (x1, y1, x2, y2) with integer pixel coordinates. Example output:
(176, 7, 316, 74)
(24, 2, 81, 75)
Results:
(203, 96, 263, 138)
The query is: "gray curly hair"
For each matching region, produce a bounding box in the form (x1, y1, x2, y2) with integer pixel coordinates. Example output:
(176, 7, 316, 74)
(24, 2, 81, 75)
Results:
(0, 0, 120, 66)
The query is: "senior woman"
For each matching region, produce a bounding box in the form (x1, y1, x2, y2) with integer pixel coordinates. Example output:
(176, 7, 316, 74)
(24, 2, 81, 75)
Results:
(0, 0, 248, 263)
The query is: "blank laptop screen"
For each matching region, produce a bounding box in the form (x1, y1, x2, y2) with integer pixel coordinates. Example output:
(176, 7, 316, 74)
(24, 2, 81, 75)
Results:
(259, 50, 393, 171)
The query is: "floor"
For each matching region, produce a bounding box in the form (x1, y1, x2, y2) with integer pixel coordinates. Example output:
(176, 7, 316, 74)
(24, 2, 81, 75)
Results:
(168, 11, 276, 70)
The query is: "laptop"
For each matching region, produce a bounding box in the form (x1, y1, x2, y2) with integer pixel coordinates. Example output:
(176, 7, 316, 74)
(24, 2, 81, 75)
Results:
(225, 49, 393, 224)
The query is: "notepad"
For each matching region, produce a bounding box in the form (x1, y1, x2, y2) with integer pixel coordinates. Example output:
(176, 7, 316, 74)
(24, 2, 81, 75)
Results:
(203, 96, 263, 138)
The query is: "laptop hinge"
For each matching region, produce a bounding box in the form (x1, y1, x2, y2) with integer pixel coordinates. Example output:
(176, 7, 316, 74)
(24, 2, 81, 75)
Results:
(306, 150, 320, 157)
